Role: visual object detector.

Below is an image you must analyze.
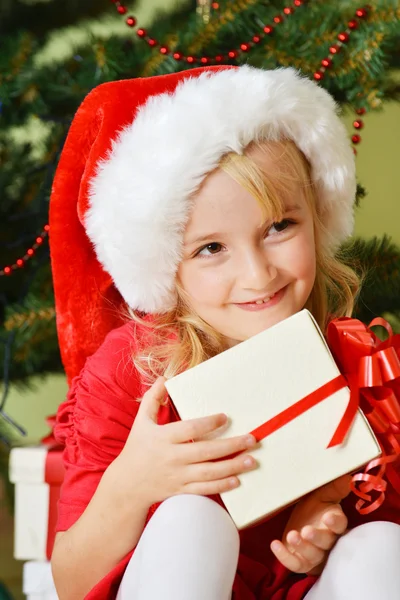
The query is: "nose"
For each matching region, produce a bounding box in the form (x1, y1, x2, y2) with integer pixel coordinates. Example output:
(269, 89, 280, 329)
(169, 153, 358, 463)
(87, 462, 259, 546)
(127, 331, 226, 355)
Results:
(237, 248, 278, 291)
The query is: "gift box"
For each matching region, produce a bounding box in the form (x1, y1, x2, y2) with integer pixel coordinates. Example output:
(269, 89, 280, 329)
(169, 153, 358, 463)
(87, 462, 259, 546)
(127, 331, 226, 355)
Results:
(165, 309, 382, 530)
(22, 561, 58, 600)
(9, 446, 65, 561)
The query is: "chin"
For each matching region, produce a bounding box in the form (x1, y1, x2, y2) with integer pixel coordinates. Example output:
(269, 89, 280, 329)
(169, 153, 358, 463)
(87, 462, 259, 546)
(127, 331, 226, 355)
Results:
(227, 309, 303, 343)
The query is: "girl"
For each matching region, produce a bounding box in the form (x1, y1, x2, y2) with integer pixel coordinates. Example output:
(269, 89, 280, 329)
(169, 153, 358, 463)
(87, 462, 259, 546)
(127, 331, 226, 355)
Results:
(49, 65, 400, 599)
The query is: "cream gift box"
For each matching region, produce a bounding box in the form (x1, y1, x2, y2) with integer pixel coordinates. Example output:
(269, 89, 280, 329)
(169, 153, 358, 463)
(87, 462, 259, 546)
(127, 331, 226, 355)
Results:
(165, 309, 381, 530)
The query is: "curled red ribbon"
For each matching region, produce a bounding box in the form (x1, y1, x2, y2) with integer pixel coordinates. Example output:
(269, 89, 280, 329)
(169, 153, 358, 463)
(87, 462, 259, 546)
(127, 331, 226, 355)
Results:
(249, 316, 400, 515)
(326, 317, 400, 514)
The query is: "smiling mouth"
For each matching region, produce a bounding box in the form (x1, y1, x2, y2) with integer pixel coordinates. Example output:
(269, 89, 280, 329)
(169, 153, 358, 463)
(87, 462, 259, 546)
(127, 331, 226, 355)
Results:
(239, 290, 280, 305)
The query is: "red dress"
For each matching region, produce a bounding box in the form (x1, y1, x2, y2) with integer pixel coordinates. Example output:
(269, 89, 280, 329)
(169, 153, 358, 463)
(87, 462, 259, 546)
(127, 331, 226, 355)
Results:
(54, 322, 400, 599)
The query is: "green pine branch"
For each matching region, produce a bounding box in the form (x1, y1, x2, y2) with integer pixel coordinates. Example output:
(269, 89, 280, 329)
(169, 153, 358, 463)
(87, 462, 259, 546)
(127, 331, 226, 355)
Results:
(347, 236, 400, 328)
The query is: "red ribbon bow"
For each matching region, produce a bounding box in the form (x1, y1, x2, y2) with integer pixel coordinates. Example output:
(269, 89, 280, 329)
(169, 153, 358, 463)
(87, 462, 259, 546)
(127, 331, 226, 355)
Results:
(249, 316, 400, 515)
(326, 317, 400, 514)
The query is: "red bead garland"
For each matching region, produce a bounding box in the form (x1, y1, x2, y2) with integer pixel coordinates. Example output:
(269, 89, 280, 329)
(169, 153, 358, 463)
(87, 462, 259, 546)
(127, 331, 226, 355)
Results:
(111, 0, 304, 64)
(337, 32, 350, 43)
(312, 4, 371, 151)
(126, 16, 136, 27)
(1, 225, 49, 277)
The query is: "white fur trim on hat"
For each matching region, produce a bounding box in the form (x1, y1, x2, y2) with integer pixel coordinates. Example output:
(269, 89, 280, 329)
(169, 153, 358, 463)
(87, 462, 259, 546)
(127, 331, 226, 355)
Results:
(86, 65, 356, 314)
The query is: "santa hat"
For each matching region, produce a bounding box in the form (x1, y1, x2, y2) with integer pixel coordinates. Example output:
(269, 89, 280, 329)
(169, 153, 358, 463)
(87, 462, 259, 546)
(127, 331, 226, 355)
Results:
(49, 64, 356, 383)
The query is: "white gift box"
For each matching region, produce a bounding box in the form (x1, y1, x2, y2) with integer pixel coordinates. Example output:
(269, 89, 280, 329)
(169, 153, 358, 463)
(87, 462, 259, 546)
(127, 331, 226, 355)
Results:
(23, 561, 58, 600)
(9, 446, 64, 560)
(165, 309, 381, 530)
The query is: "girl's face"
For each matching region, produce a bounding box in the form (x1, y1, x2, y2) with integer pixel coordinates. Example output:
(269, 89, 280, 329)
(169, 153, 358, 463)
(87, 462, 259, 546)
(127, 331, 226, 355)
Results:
(177, 144, 317, 346)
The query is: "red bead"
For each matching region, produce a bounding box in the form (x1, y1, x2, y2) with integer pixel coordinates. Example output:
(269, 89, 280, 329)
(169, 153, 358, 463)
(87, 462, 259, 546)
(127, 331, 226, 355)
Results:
(355, 7, 368, 18)
(148, 39, 157, 47)
(215, 55, 224, 62)
(321, 57, 333, 68)
(136, 28, 146, 37)
(273, 15, 282, 24)
(263, 25, 274, 34)
(283, 7, 292, 14)
(36, 236, 43, 244)
(4, 266, 11, 275)
(252, 35, 261, 43)
(356, 107, 366, 115)
(126, 16, 136, 27)
(352, 134, 361, 144)
(117, 5, 127, 14)
(240, 43, 250, 52)
(338, 32, 350, 43)
(353, 119, 364, 129)
(16, 259, 24, 267)
(211, 2, 219, 8)
(348, 19, 358, 29)
(329, 44, 341, 54)
(294, 0, 303, 5)
(186, 56, 195, 63)
(160, 46, 169, 54)
(200, 57, 209, 64)
(27, 248, 35, 256)
(173, 52, 182, 60)
(44, 224, 50, 232)
(228, 50, 238, 59)
(314, 71, 324, 81)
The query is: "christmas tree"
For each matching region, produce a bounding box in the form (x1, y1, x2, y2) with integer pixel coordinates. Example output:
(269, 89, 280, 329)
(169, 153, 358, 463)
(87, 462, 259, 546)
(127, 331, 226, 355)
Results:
(1, 0, 400, 443)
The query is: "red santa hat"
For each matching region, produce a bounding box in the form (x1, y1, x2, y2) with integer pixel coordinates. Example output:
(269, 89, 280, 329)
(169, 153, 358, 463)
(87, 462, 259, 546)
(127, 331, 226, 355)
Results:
(49, 64, 356, 384)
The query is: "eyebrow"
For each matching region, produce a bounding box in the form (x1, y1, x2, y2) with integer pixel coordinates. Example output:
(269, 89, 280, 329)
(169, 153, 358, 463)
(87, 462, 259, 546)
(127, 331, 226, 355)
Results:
(185, 203, 302, 246)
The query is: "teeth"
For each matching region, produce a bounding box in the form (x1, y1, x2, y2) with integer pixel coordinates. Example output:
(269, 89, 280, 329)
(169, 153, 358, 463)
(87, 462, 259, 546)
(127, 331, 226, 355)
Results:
(255, 296, 272, 304)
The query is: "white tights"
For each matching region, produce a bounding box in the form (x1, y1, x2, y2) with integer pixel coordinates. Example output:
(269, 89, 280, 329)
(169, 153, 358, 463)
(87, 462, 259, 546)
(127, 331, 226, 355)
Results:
(116, 495, 400, 600)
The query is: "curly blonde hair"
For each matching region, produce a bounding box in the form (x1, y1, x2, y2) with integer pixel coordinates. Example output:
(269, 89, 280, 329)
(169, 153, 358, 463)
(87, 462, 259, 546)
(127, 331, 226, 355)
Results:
(127, 140, 361, 386)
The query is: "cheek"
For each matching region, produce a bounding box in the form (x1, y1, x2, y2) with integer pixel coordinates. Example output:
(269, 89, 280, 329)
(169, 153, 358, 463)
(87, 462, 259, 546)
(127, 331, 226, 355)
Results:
(280, 229, 316, 282)
(293, 231, 317, 282)
(179, 263, 229, 305)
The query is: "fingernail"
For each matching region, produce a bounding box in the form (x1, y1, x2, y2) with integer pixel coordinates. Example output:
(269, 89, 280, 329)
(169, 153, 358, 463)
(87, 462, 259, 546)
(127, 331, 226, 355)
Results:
(325, 515, 336, 527)
(229, 477, 239, 487)
(245, 435, 256, 446)
(271, 541, 280, 553)
(243, 457, 254, 468)
(303, 529, 315, 541)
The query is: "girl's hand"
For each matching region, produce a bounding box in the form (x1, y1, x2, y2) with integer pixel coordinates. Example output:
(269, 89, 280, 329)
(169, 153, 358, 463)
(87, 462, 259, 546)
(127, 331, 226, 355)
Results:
(113, 377, 258, 508)
(270, 474, 351, 575)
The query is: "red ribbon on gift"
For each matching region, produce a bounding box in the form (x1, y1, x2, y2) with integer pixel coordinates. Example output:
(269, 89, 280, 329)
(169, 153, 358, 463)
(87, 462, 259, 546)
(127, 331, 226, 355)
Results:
(249, 317, 400, 515)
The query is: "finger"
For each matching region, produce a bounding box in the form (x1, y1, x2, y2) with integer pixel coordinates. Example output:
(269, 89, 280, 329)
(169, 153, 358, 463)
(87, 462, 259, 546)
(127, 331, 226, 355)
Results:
(300, 525, 337, 551)
(183, 475, 241, 496)
(318, 474, 352, 503)
(270, 540, 305, 573)
(285, 530, 325, 567)
(321, 508, 348, 535)
(138, 377, 168, 422)
(166, 413, 229, 443)
(186, 453, 257, 482)
(177, 434, 257, 464)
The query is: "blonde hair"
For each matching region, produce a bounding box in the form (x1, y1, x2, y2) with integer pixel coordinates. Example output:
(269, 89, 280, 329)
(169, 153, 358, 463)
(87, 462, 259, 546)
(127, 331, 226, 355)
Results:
(127, 140, 362, 386)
